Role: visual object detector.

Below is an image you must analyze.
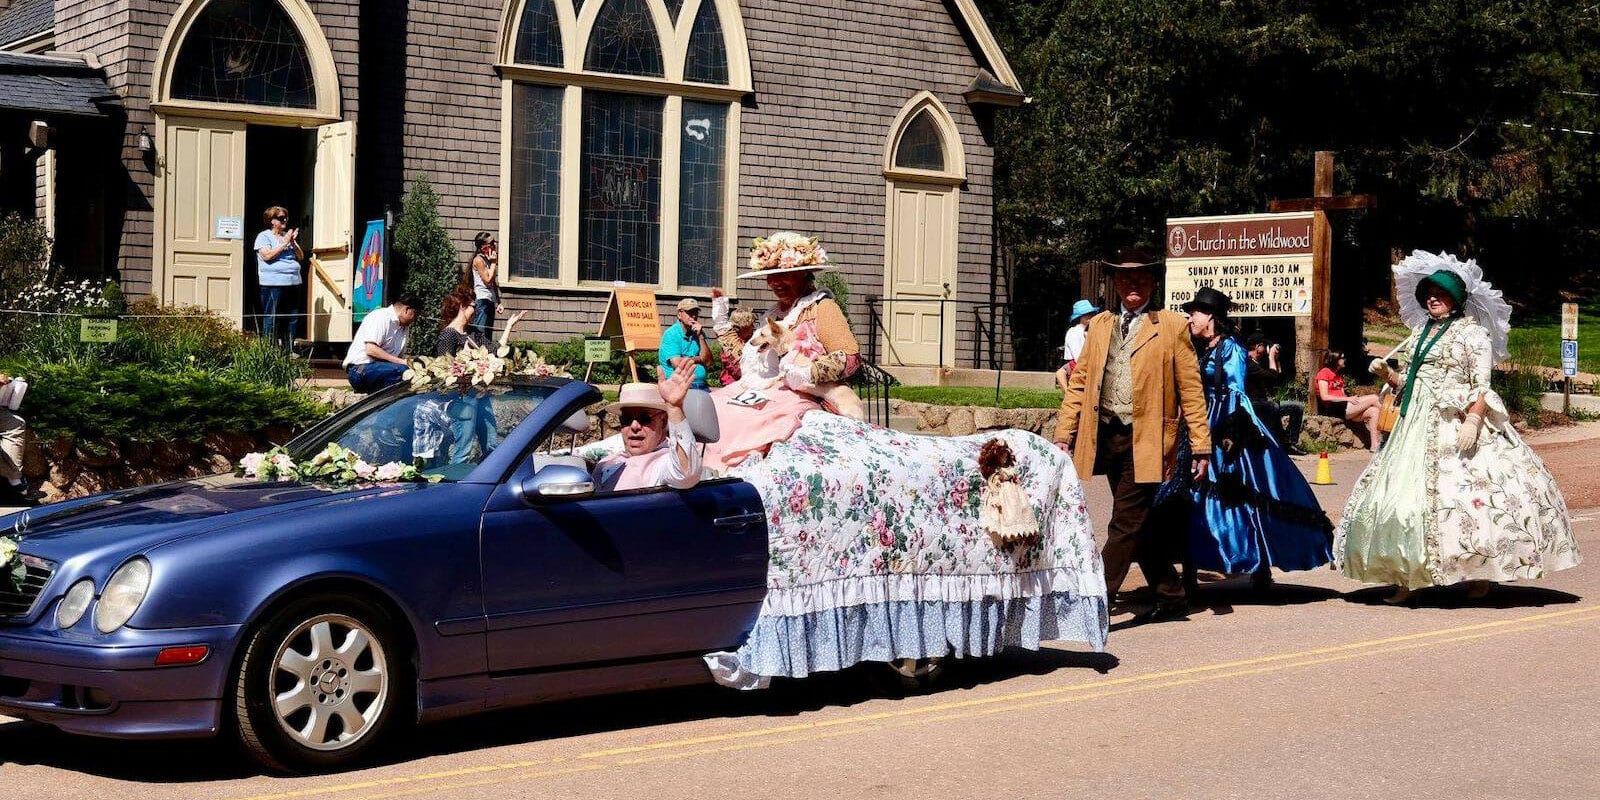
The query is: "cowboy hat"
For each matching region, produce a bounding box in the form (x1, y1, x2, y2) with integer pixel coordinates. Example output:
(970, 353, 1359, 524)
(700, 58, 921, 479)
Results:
(1100, 247, 1163, 272)
(604, 382, 670, 416)
(1180, 286, 1233, 317)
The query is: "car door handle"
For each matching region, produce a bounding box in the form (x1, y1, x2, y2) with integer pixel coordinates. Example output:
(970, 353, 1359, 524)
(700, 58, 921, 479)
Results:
(714, 512, 763, 529)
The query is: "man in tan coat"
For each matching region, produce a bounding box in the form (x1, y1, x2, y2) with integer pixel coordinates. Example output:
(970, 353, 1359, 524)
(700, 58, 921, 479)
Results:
(1055, 250, 1212, 620)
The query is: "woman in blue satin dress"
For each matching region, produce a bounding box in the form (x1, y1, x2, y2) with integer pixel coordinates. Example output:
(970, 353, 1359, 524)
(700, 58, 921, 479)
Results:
(1181, 287, 1333, 589)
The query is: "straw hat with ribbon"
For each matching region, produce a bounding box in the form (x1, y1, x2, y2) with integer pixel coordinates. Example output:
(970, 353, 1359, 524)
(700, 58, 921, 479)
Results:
(604, 383, 671, 416)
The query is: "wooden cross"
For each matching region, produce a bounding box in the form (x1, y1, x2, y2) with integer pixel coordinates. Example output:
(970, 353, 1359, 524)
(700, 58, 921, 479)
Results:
(1266, 151, 1377, 391)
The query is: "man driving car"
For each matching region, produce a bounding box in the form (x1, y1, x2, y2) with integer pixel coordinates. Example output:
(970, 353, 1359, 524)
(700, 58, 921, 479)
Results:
(591, 358, 701, 492)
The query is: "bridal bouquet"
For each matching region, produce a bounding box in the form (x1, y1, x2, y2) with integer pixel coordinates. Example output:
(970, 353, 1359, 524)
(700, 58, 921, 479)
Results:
(237, 443, 438, 487)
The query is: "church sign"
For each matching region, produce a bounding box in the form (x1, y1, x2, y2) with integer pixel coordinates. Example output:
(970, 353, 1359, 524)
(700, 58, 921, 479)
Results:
(1164, 212, 1316, 317)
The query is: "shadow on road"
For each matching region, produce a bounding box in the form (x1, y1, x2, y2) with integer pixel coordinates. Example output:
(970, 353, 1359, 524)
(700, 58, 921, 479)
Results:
(0, 721, 253, 782)
(0, 648, 1115, 780)
(1341, 583, 1582, 609)
(407, 647, 1117, 763)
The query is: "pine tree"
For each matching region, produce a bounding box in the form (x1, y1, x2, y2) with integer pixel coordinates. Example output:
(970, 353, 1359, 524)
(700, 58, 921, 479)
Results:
(393, 175, 459, 356)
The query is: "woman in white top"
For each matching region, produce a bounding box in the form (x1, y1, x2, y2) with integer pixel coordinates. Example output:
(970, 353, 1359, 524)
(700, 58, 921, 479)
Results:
(1055, 299, 1101, 393)
(468, 232, 503, 340)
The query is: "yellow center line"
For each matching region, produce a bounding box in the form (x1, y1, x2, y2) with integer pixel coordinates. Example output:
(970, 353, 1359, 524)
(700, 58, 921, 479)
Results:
(342, 610, 1600, 800)
(226, 604, 1600, 800)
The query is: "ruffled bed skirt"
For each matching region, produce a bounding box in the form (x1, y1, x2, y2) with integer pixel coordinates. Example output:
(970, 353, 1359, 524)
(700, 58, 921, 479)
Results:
(704, 591, 1107, 689)
(702, 413, 1109, 689)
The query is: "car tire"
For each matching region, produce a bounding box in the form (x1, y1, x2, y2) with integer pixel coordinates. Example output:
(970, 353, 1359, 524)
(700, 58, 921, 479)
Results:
(232, 593, 412, 773)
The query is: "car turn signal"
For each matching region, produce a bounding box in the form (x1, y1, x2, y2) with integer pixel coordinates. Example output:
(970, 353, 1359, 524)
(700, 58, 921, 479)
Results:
(154, 645, 209, 666)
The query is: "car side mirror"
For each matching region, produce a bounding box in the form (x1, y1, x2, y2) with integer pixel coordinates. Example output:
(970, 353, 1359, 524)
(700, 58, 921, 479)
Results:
(516, 464, 594, 505)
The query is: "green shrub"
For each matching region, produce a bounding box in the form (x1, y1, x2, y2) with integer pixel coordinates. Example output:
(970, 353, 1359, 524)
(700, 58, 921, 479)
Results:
(394, 175, 460, 357)
(507, 337, 659, 384)
(5, 298, 307, 388)
(816, 270, 850, 310)
(0, 361, 327, 443)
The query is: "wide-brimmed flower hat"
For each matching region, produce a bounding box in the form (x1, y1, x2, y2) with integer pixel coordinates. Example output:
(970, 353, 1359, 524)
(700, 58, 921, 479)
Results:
(739, 231, 836, 279)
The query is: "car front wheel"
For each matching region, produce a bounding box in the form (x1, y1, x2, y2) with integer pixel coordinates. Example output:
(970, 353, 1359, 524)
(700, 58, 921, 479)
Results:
(233, 594, 410, 773)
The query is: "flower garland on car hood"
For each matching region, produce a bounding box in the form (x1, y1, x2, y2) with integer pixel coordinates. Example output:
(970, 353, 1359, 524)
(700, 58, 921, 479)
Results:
(238, 443, 439, 486)
(236, 344, 570, 487)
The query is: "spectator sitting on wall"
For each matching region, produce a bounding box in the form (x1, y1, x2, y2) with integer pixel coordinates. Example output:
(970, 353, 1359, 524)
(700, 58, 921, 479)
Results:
(344, 294, 421, 393)
(1244, 331, 1306, 455)
(659, 298, 712, 390)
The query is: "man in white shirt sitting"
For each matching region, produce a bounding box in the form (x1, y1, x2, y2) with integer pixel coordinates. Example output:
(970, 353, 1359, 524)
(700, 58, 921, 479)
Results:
(344, 294, 421, 393)
(591, 359, 701, 492)
(0, 372, 35, 506)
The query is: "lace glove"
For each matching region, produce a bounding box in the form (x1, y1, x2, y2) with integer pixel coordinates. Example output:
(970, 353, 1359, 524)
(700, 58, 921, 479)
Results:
(1456, 411, 1484, 455)
(808, 350, 850, 384)
(1368, 358, 1391, 380)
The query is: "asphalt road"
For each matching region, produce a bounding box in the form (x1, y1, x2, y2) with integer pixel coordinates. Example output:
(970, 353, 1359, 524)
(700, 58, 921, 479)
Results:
(2, 426, 1597, 800)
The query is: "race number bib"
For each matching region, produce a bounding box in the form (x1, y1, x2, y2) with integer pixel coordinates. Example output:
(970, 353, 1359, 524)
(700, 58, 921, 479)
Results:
(729, 389, 770, 408)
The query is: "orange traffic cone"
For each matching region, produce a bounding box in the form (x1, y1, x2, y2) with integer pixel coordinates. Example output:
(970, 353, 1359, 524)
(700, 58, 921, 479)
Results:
(1313, 451, 1333, 485)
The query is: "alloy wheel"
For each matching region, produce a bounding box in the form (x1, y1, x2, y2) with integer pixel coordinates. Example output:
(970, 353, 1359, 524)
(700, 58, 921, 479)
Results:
(269, 614, 390, 752)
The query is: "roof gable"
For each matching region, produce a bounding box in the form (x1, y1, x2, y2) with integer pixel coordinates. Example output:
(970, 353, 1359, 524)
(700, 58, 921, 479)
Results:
(0, 51, 119, 117)
(947, 0, 1020, 92)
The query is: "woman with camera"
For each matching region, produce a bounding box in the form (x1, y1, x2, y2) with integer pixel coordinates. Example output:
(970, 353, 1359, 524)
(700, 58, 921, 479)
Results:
(1336, 252, 1578, 604)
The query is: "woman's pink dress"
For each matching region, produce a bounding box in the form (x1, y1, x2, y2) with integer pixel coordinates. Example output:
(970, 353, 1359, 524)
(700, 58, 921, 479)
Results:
(702, 385, 819, 471)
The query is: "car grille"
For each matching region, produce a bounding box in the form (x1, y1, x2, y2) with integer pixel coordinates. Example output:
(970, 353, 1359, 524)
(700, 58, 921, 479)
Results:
(0, 556, 54, 618)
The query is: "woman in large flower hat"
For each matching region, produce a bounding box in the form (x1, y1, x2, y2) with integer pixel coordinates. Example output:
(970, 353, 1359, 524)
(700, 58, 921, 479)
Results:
(1181, 286, 1333, 590)
(1337, 251, 1579, 603)
(702, 232, 863, 470)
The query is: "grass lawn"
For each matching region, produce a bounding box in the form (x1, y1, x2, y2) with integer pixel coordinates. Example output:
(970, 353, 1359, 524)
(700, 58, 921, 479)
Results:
(1506, 303, 1600, 375)
(890, 385, 1064, 409)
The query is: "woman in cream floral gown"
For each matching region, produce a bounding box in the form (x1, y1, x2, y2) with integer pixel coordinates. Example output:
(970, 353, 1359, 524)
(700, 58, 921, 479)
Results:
(1336, 252, 1579, 603)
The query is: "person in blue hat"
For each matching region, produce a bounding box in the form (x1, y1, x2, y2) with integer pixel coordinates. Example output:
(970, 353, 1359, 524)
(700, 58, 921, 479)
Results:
(1055, 299, 1103, 392)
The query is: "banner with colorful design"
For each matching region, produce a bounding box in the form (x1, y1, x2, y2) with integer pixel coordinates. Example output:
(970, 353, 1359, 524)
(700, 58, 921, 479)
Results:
(353, 219, 386, 324)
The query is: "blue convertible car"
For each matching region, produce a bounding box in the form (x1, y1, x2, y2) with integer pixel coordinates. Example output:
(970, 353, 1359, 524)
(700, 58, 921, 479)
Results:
(0, 378, 773, 771)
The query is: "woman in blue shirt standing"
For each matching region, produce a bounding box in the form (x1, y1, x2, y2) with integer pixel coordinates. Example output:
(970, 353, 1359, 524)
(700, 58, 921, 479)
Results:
(254, 205, 304, 348)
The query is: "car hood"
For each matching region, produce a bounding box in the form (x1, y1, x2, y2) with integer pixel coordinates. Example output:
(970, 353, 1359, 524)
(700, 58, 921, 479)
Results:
(6, 475, 419, 565)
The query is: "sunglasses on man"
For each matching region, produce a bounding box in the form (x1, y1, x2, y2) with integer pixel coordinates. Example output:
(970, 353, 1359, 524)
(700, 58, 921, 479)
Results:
(618, 409, 663, 427)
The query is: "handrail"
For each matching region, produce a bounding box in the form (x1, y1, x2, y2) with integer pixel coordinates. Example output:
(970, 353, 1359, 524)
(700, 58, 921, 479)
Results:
(848, 360, 898, 427)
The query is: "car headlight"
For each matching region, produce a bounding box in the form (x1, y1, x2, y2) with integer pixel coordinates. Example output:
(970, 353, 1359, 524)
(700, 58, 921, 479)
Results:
(56, 578, 95, 629)
(94, 558, 150, 634)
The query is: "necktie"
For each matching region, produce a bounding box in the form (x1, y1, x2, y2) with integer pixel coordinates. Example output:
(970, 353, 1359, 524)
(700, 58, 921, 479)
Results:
(1121, 311, 1138, 339)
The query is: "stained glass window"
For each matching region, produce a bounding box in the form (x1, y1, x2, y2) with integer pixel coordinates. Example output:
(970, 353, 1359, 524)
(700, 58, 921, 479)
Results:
(662, 0, 684, 23)
(678, 101, 726, 287)
(170, 0, 315, 108)
(514, 0, 564, 67)
(579, 91, 663, 284)
(510, 85, 564, 281)
(894, 110, 946, 171)
(684, 0, 728, 85)
(583, 0, 664, 77)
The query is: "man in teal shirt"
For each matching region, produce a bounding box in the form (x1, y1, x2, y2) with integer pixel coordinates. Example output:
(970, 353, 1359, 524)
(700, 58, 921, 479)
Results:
(658, 298, 711, 389)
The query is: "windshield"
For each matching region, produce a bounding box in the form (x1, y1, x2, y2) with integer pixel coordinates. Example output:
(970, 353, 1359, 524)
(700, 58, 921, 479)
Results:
(297, 384, 561, 481)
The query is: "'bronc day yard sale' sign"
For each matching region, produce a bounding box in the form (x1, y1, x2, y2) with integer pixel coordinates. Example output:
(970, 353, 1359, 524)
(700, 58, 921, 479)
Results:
(1164, 212, 1316, 317)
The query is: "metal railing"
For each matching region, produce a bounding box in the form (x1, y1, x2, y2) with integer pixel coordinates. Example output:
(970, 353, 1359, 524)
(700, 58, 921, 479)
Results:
(863, 296, 1013, 370)
(848, 360, 899, 427)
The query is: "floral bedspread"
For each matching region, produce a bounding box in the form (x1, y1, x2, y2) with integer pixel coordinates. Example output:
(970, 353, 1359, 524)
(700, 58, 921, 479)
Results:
(706, 412, 1107, 686)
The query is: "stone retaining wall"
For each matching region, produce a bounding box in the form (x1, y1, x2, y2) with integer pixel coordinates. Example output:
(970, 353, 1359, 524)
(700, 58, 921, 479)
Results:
(19, 429, 300, 503)
(890, 399, 1368, 451)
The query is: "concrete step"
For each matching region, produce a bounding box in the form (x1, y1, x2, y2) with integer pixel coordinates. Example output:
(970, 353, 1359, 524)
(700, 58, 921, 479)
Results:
(1542, 392, 1600, 415)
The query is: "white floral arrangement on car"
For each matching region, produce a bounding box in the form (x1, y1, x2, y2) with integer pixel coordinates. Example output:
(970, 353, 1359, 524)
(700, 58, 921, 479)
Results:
(403, 342, 568, 393)
(0, 532, 19, 589)
(748, 231, 829, 273)
(237, 443, 439, 487)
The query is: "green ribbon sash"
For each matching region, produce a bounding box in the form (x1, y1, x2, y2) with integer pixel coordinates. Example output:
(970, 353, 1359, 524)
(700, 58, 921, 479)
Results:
(1398, 318, 1453, 418)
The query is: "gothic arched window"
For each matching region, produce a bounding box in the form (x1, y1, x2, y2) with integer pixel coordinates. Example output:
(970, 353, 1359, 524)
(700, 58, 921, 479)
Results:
(170, 0, 316, 108)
